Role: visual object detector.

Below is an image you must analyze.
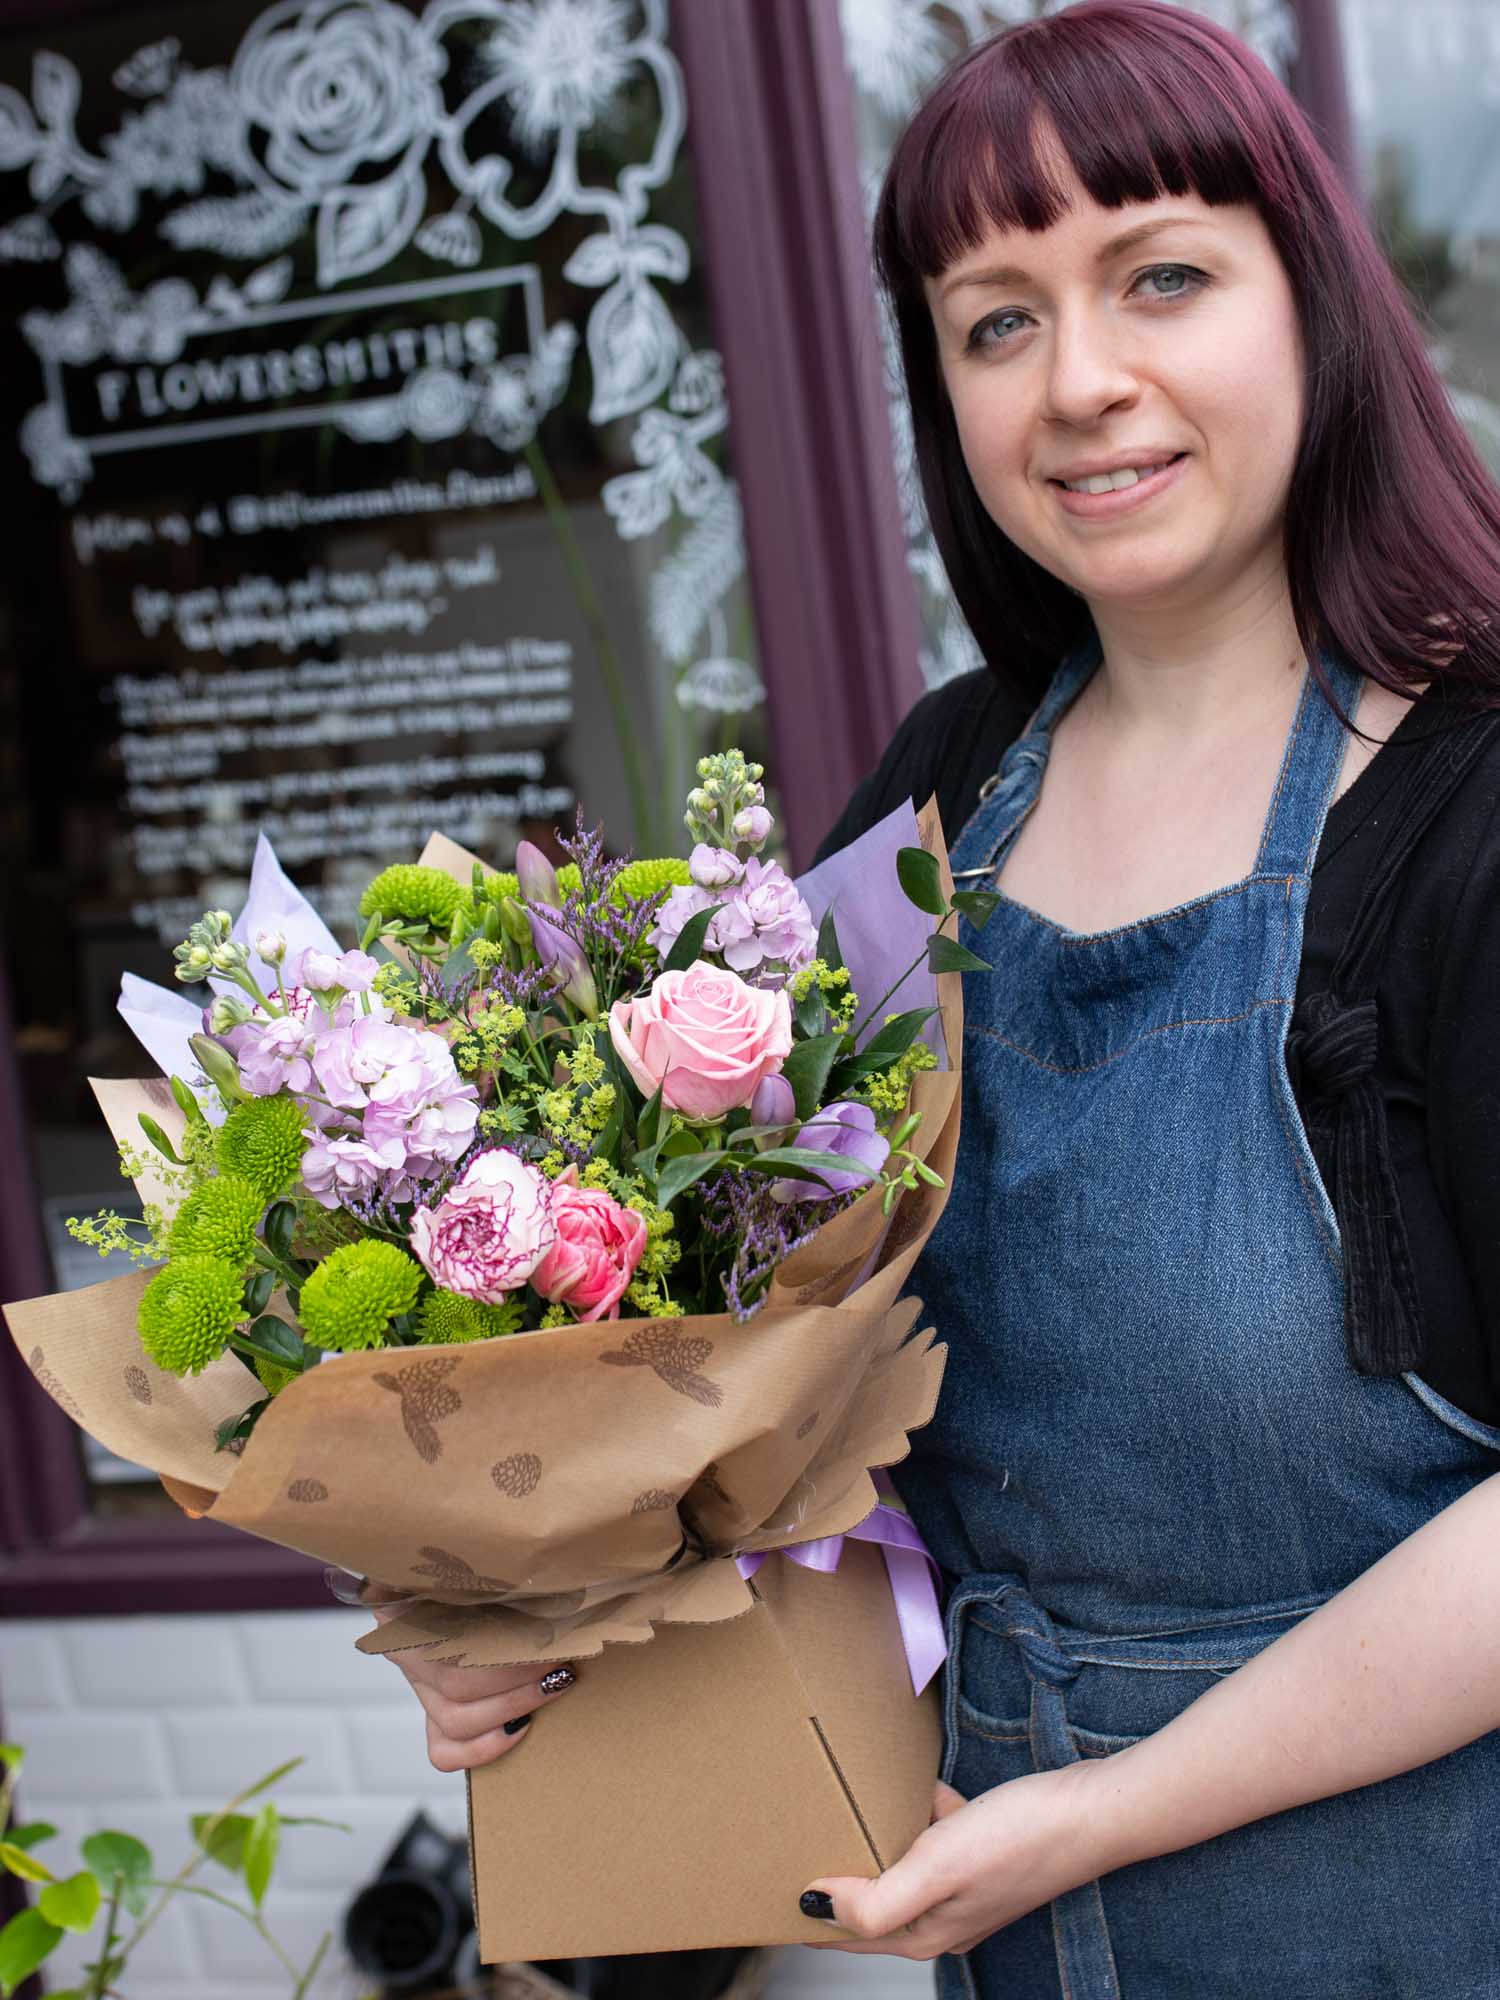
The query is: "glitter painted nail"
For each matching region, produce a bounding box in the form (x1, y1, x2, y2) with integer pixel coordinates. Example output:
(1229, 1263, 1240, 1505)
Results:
(539, 1665, 577, 1695)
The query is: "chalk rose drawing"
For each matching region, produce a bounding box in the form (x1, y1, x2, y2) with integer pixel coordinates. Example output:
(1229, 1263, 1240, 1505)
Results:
(838, 0, 1297, 686)
(1, 0, 753, 721)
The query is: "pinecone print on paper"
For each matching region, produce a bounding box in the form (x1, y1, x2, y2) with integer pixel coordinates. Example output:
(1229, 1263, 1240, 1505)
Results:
(29, 1347, 84, 1422)
(697, 1460, 730, 1504)
(631, 1488, 676, 1514)
(411, 1545, 513, 1593)
(287, 1477, 328, 1504)
(123, 1364, 152, 1406)
(795, 1410, 820, 1440)
(599, 1327, 724, 1407)
(373, 1355, 463, 1464)
(793, 1248, 869, 1306)
(491, 1452, 542, 1498)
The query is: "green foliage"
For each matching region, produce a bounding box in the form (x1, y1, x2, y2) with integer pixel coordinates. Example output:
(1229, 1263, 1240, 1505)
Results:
(896, 844, 946, 917)
(137, 1257, 246, 1375)
(217, 1096, 308, 1201)
(298, 1239, 423, 1352)
(1, 1744, 345, 1998)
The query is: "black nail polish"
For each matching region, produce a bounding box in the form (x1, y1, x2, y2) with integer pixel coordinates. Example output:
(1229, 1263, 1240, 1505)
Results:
(800, 1891, 835, 1921)
(504, 1713, 534, 1736)
(539, 1665, 576, 1695)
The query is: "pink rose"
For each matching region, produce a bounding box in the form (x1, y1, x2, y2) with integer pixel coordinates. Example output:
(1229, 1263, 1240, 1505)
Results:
(531, 1168, 648, 1322)
(410, 1148, 555, 1302)
(608, 960, 793, 1122)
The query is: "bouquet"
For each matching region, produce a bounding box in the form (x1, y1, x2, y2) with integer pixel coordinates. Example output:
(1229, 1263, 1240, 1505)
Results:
(6, 753, 996, 1957)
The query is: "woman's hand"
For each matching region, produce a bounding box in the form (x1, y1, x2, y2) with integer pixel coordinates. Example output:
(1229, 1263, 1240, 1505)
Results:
(371, 1606, 579, 1772)
(800, 1765, 1105, 1960)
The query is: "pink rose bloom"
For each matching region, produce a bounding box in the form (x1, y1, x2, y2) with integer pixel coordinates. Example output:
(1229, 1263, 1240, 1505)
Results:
(409, 1148, 556, 1302)
(530, 1167, 648, 1322)
(608, 960, 793, 1121)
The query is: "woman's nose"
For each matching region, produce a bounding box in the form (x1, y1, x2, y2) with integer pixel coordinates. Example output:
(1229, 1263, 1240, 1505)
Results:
(1042, 309, 1138, 427)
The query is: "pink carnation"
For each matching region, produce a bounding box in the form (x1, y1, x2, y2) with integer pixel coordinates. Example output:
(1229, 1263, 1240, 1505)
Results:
(530, 1168, 648, 1322)
(409, 1149, 556, 1302)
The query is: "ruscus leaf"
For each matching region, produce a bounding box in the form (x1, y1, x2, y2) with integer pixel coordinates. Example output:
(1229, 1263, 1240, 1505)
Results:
(896, 847, 945, 917)
(927, 933, 991, 975)
(951, 889, 1002, 929)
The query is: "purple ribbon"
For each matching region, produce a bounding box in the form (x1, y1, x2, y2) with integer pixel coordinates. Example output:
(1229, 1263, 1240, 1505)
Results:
(735, 1502, 947, 1695)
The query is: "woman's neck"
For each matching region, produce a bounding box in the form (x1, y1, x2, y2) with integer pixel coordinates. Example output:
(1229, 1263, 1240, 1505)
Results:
(1085, 566, 1306, 744)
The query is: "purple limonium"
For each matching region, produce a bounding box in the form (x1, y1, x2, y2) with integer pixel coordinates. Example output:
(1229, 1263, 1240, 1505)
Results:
(770, 1100, 889, 1203)
(714, 859, 817, 976)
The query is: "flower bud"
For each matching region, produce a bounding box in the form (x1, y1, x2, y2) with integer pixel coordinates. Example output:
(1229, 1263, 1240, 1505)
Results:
(689, 842, 743, 889)
(527, 909, 599, 1020)
(254, 929, 287, 965)
(687, 787, 712, 814)
(516, 839, 562, 909)
(208, 993, 253, 1034)
(497, 895, 533, 947)
(750, 1072, 796, 1147)
(210, 940, 249, 974)
(190, 1032, 249, 1106)
(732, 805, 773, 848)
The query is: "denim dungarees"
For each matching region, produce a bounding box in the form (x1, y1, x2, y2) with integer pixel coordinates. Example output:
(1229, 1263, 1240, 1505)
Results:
(893, 645, 1500, 1999)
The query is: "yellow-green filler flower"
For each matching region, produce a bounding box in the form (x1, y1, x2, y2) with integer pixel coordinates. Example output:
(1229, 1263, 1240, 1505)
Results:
(138, 1257, 245, 1374)
(299, 1239, 423, 1352)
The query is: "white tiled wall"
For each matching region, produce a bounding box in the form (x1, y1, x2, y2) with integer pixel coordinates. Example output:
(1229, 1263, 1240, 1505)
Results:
(0, 1610, 934, 2000)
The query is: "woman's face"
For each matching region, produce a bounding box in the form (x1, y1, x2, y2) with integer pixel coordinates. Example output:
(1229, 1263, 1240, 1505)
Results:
(924, 155, 1305, 620)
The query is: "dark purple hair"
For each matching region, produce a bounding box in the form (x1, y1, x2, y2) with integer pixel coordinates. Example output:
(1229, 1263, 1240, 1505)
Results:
(874, 0, 1500, 707)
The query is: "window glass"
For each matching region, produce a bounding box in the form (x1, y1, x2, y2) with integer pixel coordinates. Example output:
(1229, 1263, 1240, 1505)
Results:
(0, 0, 763, 1507)
(1342, 0, 1500, 478)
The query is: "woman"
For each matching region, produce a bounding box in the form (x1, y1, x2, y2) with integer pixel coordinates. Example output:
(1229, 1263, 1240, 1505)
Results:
(792, 3, 1500, 1994)
(388, 4, 1500, 1992)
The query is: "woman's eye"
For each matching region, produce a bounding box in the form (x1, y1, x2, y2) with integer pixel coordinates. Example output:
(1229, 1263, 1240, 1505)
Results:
(1132, 263, 1205, 301)
(968, 309, 1031, 351)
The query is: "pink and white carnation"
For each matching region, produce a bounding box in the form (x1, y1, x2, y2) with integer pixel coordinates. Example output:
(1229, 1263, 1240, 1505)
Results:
(609, 960, 793, 1121)
(410, 1149, 556, 1301)
(530, 1167, 648, 1322)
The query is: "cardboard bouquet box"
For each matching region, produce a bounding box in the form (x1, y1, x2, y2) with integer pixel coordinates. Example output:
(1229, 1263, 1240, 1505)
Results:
(4, 804, 963, 1960)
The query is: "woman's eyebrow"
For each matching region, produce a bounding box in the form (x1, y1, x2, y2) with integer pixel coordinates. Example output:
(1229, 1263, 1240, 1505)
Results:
(937, 215, 1216, 300)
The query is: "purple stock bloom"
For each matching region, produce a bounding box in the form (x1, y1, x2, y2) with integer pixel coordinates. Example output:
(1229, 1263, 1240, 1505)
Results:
(293, 947, 381, 994)
(648, 882, 719, 960)
(715, 860, 818, 976)
(689, 843, 742, 889)
(302, 1129, 413, 1209)
(771, 1100, 890, 1203)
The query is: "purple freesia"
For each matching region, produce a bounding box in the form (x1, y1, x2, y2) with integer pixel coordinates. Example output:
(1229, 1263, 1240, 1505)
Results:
(771, 1100, 890, 1203)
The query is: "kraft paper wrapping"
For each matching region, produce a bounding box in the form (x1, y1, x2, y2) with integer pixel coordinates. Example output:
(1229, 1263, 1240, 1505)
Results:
(5, 806, 963, 1671)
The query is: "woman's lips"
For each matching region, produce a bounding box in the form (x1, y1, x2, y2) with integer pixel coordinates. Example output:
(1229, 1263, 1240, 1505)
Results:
(1050, 452, 1189, 519)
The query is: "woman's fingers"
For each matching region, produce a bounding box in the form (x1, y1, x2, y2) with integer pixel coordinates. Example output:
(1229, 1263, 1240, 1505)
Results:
(422, 1667, 576, 1745)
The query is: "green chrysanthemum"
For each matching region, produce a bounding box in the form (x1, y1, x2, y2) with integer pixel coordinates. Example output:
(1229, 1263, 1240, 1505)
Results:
(459, 863, 583, 930)
(216, 1095, 307, 1200)
(299, 1239, 423, 1353)
(359, 864, 463, 930)
(610, 857, 692, 906)
(418, 1289, 526, 1345)
(167, 1175, 265, 1266)
(138, 1257, 246, 1375)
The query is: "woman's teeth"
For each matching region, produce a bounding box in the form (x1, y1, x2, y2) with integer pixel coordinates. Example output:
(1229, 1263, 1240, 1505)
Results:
(1060, 460, 1173, 494)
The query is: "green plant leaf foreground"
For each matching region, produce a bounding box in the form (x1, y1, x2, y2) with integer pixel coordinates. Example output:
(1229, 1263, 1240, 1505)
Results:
(80, 1831, 151, 1918)
(0, 1843, 53, 1884)
(0, 1907, 62, 1995)
(2, 1825, 55, 1853)
(37, 1872, 100, 1934)
(896, 846, 946, 917)
(928, 933, 991, 975)
(243, 1803, 279, 1909)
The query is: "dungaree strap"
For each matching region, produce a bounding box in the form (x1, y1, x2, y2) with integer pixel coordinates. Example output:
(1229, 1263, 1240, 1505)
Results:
(1252, 655, 1364, 883)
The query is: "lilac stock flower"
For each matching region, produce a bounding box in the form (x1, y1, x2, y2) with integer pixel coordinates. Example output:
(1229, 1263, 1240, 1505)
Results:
(294, 947, 381, 994)
(732, 806, 773, 849)
(689, 843, 742, 889)
(648, 882, 719, 960)
(302, 1129, 414, 1209)
(360, 1032, 479, 1176)
(715, 859, 817, 976)
(236, 1002, 321, 1096)
(771, 1100, 890, 1203)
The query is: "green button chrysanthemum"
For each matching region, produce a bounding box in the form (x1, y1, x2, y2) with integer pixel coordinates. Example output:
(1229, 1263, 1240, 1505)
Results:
(299, 1239, 424, 1353)
(216, 1095, 307, 1200)
(359, 864, 463, 930)
(168, 1175, 265, 1266)
(418, 1289, 525, 1345)
(138, 1257, 246, 1375)
(610, 857, 692, 906)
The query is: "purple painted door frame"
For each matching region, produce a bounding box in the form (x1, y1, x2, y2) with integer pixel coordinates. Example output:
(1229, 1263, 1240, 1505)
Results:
(670, 0, 925, 869)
